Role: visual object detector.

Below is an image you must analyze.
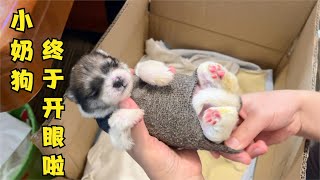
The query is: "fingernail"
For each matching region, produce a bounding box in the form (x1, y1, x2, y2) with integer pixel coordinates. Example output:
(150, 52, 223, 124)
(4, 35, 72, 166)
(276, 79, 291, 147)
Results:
(225, 137, 240, 149)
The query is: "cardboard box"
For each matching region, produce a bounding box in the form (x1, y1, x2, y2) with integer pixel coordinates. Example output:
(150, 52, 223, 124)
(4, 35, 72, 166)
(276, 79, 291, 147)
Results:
(33, 0, 319, 179)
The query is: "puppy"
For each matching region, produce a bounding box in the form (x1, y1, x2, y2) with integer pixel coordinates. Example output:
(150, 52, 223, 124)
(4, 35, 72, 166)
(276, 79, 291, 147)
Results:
(67, 49, 240, 150)
(66, 49, 175, 149)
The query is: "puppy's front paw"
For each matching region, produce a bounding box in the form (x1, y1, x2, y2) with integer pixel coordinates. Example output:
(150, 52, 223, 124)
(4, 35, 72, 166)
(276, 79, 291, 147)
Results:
(109, 109, 144, 130)
(136, 60, 174, 86)
(108, 109, 144, 150)
(130, 109, 144, 125)
(109, 129, 134, 150)
(199, 106, 238, 143)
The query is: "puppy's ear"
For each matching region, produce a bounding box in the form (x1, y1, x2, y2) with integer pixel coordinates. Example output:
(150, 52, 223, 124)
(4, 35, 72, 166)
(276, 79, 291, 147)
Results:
(65, 88, 77, 103)
(95, 49, 109, 56)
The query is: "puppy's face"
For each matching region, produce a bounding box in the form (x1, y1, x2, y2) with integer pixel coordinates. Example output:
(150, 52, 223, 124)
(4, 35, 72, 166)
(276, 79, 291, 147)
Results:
(66, 49, 133, 118)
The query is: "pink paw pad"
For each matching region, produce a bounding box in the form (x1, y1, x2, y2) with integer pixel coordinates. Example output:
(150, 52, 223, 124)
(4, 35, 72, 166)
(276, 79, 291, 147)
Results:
(203, 109, 221, 125)
(208, 64, 225, 79)
(168, 66, 176, 74)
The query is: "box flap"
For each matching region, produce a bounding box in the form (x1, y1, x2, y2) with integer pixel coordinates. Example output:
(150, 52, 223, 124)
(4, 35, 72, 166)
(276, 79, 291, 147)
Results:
(150, 0, 316, 52)
(95, 0, 149, 67)
(286, 1, 319, 90)
(256, 2, 319, 180)
(149, 14, 282, 68)
(31, 99, 98, 179)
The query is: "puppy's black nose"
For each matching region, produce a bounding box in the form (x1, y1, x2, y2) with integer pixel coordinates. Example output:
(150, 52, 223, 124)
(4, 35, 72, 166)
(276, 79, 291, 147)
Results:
(113, 78, 124, 88)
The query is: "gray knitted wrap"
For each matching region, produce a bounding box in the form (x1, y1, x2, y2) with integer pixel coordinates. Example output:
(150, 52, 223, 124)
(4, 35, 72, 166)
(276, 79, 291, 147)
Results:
(131, 73, 239, 153)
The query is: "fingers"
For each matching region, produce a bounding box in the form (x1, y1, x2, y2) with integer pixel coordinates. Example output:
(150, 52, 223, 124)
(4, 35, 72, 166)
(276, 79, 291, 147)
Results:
(255, 119, 301, 145)
(118, 98, 151, 152)
(225, 116, 266, 150)
(255, 129, 291, 146)
(211, 140, 268, 165)
(245, 140, 268, 158)
(119, 97, 139, 109)
(210, 151, 220, 159)
(220, 151, 252, 165)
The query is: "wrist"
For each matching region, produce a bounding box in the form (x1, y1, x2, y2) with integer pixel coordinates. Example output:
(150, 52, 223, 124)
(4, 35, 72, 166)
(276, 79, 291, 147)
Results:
(295, 91, 320, 140)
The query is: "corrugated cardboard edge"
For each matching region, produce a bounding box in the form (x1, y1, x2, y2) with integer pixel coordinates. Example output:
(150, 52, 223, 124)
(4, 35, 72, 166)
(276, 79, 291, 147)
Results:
(301, 1, 319, 180)
(92, 1, 130, 51)
(311, 2, 320, 92)
(150, 0, 315, 53)
(94, 0, 148, 67)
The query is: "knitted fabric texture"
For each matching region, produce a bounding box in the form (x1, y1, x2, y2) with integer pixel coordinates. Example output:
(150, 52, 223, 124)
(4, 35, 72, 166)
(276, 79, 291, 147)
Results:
(131, 73, 239, 153)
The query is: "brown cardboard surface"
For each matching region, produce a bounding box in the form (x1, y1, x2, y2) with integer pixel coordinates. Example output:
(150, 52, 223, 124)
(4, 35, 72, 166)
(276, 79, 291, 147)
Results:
(149, 14, 282, 69)
(32, 99, 98, 179)
(286, 1, 319, 90)
(150, 0, 315, 52)
(254, 137, 305, 180)
(95, 0, 149, 68)
(32, 0, 149, 178)
(255, 2, 319, 180)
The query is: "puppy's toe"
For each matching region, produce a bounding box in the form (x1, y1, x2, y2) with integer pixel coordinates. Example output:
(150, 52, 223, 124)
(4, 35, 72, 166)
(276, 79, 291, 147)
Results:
(197, 62, 230, 89)
(132, 109, 144, 124)
(200, 106, 238, 143)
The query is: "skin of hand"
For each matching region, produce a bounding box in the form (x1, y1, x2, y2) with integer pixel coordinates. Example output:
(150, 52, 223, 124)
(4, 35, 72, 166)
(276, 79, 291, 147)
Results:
(120, 98, 204, 180)
(216, 90, 320, 164)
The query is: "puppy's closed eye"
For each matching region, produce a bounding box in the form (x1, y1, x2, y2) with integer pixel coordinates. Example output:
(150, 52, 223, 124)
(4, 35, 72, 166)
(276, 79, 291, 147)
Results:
(87, 77, 104, 98)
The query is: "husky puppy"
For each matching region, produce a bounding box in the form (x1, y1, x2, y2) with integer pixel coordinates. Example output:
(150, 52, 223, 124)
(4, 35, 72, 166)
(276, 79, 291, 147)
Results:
(67, 49, 241, 150)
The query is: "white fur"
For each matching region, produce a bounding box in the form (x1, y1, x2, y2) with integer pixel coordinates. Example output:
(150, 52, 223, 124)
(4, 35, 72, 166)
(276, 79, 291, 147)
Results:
(96, 49, 109, 56)
(197, 61, 225, 89)
(101, 68, 133, 105)
(192, 88, 241, 115)
(200, 106, 238, 143)
(145, 38, 195, 71)
(108, 109, 144, 150)
(193, 61, 241, 143)
(145, 39, 181, 63)
(135, 60, 174, 86)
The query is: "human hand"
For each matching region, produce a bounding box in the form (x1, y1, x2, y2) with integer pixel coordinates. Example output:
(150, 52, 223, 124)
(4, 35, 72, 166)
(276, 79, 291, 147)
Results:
(120, 98, 204, 180)
(214, 90, 304, 164)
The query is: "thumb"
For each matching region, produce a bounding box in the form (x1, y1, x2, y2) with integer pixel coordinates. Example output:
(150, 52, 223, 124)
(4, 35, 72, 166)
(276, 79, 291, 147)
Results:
(225, 115, 266, 150)
(119, 97, 139, 109)
(119, 98, 151, 148)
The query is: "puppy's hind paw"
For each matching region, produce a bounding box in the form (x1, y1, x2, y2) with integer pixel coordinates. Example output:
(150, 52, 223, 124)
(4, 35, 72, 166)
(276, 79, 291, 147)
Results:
(200, 106, 238, 143)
